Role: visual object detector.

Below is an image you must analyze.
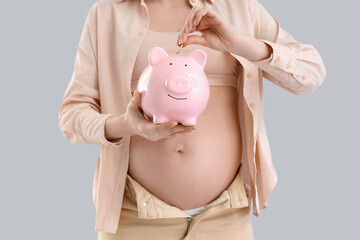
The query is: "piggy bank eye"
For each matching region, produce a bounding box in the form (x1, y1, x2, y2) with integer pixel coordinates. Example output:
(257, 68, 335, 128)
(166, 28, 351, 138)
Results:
(185, 64, 187, 67)
(170, 63, 172, 65)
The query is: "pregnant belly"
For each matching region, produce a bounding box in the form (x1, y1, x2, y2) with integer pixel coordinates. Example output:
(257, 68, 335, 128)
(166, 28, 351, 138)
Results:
(128, 86, 242, 210)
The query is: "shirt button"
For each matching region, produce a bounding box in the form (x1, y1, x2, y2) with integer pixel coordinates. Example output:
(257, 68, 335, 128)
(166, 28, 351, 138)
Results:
(247, 72, 252, 79)
(143, 202, 147, 207)
(301, 75, 306, 80)
(249, 102, 255, 109)
(286, 62, 291, 69)
(275, 56, 280, 63)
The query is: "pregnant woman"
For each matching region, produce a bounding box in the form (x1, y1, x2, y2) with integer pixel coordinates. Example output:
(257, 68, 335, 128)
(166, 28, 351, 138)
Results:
(58, 0, 326, 239)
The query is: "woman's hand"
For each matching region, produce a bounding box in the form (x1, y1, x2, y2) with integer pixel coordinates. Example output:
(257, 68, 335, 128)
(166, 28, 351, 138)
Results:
(177, 6, 241, 53)
(121, 90, 199, 142)
(177, 5, 273, 62)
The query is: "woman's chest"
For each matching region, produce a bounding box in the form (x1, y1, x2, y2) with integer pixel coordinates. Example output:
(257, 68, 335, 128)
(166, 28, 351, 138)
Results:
(145, 0, 193, 32)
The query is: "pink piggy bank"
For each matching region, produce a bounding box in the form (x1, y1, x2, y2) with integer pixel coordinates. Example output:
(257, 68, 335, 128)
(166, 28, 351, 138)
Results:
(137, 46, 209, 126)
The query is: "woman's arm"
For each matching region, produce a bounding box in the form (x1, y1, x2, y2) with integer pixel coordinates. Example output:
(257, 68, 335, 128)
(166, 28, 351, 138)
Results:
(227, 33, 273, 62)
(229, 0, 327, 95)
(58, 3, 124, 147)
(177, 1, 326, 95)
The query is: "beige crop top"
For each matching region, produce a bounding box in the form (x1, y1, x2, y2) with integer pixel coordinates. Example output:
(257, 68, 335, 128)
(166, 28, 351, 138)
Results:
(131, 29, 241, 92)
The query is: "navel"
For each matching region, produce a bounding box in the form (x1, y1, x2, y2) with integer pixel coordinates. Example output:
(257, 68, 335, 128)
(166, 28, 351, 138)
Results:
(176, 145, 185, 155)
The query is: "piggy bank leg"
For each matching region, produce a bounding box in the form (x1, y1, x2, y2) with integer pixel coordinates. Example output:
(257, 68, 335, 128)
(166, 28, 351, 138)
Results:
(181, 118, 197, 127)
(153, 115, 170, 125)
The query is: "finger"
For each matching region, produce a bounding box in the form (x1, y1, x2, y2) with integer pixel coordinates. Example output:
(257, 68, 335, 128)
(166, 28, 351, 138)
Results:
(131, 91, 139, 109)
(184, 7, 199, 33)
(192, 8, 209, 29)
(193, 8, 218, 33)
(169, 130, 191, 136)
(172, 124, 199, 132)
(133, 91, 145, 117)
(182, 34, 206, 48)
(132, 90, 140, 104)
(157, 120, 178, 130)
(196, 7, 217, 21)
(142, 111, 150, 121)
(178, 6, 201, 45)
(186, 6, 201, 33)
(169, 128, 196, 136)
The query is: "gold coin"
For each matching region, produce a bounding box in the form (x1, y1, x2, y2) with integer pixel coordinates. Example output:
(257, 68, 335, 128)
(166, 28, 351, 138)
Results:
(176, 44, 183, 54)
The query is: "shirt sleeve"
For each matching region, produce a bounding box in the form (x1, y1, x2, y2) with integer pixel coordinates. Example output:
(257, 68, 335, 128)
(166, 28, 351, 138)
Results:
(58, 3, 124, 147)
(247, 0, 327, 95)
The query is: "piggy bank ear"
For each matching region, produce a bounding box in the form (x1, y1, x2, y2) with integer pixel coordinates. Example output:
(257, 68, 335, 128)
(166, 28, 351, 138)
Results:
(187, 49, 207, 69)
(149, 47, 169, 66)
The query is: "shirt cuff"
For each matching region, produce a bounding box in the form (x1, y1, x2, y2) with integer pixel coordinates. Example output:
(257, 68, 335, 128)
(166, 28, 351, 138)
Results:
(250, 39, 316, 89)
(251, 39, 294, 73)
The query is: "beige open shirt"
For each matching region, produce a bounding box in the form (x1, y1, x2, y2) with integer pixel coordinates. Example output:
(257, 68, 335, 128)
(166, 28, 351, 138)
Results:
(58, 0, 327, 234)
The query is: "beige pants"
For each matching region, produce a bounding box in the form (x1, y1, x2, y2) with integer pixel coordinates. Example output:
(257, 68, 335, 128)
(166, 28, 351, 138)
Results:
(98, 168, 254, 240)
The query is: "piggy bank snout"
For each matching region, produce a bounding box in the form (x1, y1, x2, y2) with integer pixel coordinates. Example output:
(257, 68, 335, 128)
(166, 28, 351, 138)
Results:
(165, 75, 192, 94)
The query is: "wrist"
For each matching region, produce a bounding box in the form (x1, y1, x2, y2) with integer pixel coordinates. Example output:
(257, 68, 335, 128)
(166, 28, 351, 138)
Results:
(227, 33, 272, 62)
(105, 114, 133, 142)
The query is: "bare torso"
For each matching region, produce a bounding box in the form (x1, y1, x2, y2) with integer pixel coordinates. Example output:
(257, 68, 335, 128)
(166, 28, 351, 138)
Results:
(128, 0, 242, 210)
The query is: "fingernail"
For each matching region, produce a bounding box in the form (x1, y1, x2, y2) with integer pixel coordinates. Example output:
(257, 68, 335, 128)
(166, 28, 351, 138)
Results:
(178, 37, 182, 45)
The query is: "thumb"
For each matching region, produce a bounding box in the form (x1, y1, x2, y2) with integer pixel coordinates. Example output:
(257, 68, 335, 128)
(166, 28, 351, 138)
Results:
(160, 120, 178, 129)
(182, 35, 206, 48)
(132, 90, 141, 105)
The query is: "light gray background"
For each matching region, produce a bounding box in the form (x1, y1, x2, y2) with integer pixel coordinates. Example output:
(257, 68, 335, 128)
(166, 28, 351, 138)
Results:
(0, 0, 358, 239)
